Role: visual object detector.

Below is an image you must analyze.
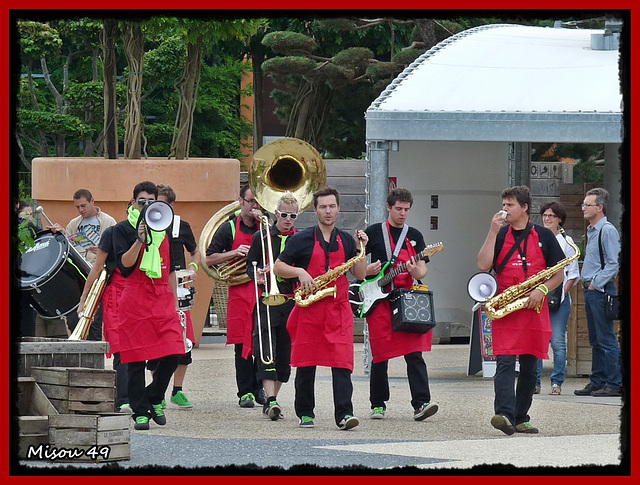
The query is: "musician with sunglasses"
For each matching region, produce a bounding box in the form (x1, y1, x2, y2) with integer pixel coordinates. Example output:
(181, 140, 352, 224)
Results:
(363, 188, 438, 422)
(112, 181, 185, 431)
(205, 184, 267, 409)
(246, 193, 299, 421)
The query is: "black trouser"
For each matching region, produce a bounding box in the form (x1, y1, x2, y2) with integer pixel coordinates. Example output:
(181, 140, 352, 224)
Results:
(494, 354, 538, 426)
(253, 301, 293, 383)
(294, 366, 354, 425)
(113, 352, 129, 408)
(127, 354, 181, 419)
(370, 351, 431, 410)
(234, 344, 261, 398)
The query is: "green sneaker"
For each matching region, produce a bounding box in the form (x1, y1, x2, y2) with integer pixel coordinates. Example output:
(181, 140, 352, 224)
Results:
(171, 390, 193, 409)
(134, 415, 149, 430)
(150, 403, 166, 425)
(118, 403, 133, 414)
(239, 392, 255, 408)
(299, 415, 315, 428)
(515, 421, 539, 434)
(370, 406, 386, 419)
(162, 399, 166, 409)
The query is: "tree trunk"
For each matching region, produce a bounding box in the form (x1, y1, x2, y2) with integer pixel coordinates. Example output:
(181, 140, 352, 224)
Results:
(250, 38, 265, 153)
(101, 20, 119, 159)
(123, 22, 144, 159)
(414, 19, 438, 50)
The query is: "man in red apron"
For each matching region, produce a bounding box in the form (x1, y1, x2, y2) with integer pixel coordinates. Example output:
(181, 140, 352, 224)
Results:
(478, 185, 564, 435)
(273, 187, 368, 430)
(363, 188, 438, 422)
(113, 181, 185, 431)
(205, 185, 266, 408)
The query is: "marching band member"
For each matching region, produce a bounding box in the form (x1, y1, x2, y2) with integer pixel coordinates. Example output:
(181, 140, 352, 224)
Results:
(205, 185, 267, 408)
(273, 187, 368, 430)
(246, 193, 299, 420)
(363, 188, 438, 422)
(478, 185, 564, 435)
(113, 181, 185, 431)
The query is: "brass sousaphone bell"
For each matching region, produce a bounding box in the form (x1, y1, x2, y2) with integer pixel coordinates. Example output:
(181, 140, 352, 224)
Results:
(199, 137, 327, 286)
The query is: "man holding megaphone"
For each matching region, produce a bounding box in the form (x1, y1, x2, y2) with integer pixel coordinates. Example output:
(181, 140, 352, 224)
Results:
(112, 181, 185, 431)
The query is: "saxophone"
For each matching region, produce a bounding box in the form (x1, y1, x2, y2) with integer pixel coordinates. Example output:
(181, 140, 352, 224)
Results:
(294, 239, 366, 307)
(69, 267, 108, 340)
(484, 227, 580, 320)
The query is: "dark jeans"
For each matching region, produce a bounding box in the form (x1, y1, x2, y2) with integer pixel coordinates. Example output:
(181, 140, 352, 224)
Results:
(294, 366, 354, 425)
(494, 354, 538, 426)
(584, 282, 622, 389)
(234, 343, 261, 398)
(127, 354, 180, 419)
(370, 352, 431, 410)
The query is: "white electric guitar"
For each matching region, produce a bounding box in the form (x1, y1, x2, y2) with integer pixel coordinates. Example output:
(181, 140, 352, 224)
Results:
(349, 242, 444, 318)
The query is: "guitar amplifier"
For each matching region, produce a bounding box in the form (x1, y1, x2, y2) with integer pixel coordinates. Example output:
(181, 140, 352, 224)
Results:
(389, 288, 436, 334)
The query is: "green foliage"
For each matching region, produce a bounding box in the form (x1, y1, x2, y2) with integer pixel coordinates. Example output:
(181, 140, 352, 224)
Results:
(392, 48, 424, 66)
(262, 56, 319, 77)
(262, 31, 318, 55)
(18, 109, 93, 138)
(573, 159, 604, 184)
(18, 20, 62, 60)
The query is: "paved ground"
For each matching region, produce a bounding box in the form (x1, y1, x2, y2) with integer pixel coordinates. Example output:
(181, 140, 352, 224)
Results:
(17, 335, 627, 474)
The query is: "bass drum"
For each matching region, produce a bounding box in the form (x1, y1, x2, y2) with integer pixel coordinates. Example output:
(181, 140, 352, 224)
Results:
(15, 231, 91, 319)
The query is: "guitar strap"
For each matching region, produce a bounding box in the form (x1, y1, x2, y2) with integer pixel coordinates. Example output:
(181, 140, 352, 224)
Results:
(382, 221, 409, 291)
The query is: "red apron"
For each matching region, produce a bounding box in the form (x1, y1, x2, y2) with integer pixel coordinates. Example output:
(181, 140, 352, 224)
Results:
(492, 226, 552, 359)
(102, 268, 126, 357)
(287, 230, 354, 371)
(366, 228, 432, 363)
(225, 217, 257, 359)
(117, 237, 185, 363)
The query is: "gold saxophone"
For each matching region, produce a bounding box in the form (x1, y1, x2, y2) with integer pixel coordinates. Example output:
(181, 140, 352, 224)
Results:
(69, 267, 108, 340)
(294, 239, 366, 307)
(484, 227, 580, 320)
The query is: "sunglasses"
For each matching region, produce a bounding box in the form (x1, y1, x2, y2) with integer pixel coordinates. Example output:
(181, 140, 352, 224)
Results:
(277, 211, 298, 220)
(137, 198, 155, 206)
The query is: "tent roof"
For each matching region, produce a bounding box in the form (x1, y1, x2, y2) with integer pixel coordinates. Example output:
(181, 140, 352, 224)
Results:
(365, 24, 623, 143)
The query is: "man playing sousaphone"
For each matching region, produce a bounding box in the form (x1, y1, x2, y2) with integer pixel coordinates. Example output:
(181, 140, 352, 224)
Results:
(205, 184, 267, 409)
(273, 187, 368, 430)
(246, 192, 299, 421)
(478, 185, 565, 435)
(363, 188, 439, 422)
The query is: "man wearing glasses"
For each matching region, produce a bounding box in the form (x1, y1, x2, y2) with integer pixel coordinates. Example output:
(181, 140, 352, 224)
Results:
(112, 181, 185, 430)
(246, 193, 299, 420)
(574, 187, 622, 397)
(206, 184, 267, 408)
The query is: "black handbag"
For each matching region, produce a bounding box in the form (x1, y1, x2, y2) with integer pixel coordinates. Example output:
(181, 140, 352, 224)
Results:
(389, 288, 436, 334)
(547, 285, 563, 313)
(605, 292, 621, 320)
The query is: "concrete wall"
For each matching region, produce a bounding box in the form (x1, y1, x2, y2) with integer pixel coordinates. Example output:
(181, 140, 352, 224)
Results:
(31, 157, 240, 347)
(388, 141, 509, 338)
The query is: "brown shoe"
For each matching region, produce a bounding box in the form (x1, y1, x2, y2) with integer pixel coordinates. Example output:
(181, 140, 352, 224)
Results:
(549, 384, 561, 395)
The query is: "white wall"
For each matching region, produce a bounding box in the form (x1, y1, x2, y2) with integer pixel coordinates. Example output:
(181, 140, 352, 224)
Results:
(389, 141, 509, 331)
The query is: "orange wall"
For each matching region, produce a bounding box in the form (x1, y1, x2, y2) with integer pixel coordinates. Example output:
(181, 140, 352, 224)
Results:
(31, 157, 240, 347)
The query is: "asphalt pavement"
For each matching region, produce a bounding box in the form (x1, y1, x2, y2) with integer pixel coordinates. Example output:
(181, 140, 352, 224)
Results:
(17, 334, 627, 475)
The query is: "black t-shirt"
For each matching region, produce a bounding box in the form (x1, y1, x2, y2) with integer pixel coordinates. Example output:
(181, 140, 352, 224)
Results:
(277, 226, 359, 273)
(493, 223, 565, 274)
(246, 225, 297, 294)
(97, 225, 118, 277)
(112, 220, 175, 278)
(170, 219, 197, 271)
(205, 215, 258, 256)
(365, 222, 428, 265)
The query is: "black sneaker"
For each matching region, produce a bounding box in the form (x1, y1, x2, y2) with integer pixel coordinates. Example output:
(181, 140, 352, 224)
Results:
(574, 383, 602, 396)
(591, 386, 622, 397)
(266, 401, 282, 421)
(337, 415, 359, 430)
(134, 415, 150, 430)
(491, 414, 515, 436)
(150, 403, 166, 425)
(414, 402, 438, 421)
(238, 392, 255, 408)
(255, 389, 268, 406)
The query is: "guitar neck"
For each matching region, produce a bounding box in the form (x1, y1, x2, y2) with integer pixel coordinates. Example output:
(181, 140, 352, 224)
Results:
(379, 254, 420, 287)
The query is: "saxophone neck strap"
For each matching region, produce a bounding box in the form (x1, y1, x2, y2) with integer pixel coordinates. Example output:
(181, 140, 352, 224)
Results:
(382, 221, 409, 290)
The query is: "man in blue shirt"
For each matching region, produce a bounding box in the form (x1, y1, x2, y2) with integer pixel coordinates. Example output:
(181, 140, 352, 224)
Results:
(574, 188, 622, 397)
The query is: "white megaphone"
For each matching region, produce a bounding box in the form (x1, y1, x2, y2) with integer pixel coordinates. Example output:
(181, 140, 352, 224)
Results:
(467, 272, 498, 303)
(142, 200, 174, 232)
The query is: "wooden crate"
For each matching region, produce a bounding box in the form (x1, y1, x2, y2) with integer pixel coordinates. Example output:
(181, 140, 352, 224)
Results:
(16, 377, 58, 459)
(18, 337, 108, 377)
(31, 367, 116, 414)
(48, 413, 130, 462)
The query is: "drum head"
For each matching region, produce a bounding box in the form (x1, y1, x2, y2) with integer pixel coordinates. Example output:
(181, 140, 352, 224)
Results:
(15, 231, 68, 288)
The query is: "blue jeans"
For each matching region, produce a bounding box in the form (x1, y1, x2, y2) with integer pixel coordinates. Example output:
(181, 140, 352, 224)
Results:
(584, 282, 622, 389)
(537, 295, 571, 387)
(494, 354, 538, 426)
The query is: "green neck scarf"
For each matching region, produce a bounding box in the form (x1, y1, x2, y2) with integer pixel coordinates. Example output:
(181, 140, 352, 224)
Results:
(128, 205, 166, 279)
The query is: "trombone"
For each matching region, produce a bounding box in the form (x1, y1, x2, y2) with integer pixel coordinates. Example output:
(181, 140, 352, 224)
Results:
(253, 261, 275, 365)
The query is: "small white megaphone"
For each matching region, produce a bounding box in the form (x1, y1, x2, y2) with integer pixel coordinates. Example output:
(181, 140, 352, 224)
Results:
(142, 200, 174, 232)
(467, 272, 498, 303)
